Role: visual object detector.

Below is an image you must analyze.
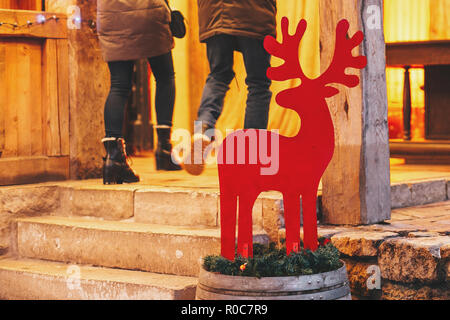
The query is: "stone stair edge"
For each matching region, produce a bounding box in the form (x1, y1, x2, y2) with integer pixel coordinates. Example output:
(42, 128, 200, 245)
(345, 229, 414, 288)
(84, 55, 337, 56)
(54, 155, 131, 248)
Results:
(15, 215, 222, 238)
(0, 257, 198, 287)
(0, 257, 198, 300)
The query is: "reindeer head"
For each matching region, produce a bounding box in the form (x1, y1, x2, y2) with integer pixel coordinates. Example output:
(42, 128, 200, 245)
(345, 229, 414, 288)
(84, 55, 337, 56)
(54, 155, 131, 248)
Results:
(264, 18, 367, 112)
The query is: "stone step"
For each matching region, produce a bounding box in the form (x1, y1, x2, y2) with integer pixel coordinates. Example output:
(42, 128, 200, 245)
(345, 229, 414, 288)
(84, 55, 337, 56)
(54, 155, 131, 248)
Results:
(15, 216, 268, 277)
(55, 184, 284, 235)
(15, 216, 224, 277)
(0, 258, 197, 300)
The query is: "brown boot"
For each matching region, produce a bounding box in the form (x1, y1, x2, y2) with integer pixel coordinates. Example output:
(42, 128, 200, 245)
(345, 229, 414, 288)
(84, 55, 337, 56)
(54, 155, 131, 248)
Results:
(183, 124, 215, 176)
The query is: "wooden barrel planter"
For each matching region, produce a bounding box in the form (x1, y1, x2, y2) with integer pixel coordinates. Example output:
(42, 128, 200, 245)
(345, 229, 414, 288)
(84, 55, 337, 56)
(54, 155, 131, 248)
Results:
(196, 262, 351, 300)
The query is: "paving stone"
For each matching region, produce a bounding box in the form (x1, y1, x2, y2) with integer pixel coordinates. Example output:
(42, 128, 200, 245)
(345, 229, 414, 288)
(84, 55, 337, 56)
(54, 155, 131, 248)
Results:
(408, 231, 442, 238)
(360, 223, 423, 235)
(318, 226, 353, 239)
(331, 231, 399, 257)
(410, 180, 447, 207)
(379, 236, 450, 283)
(381, 280, 449, 300)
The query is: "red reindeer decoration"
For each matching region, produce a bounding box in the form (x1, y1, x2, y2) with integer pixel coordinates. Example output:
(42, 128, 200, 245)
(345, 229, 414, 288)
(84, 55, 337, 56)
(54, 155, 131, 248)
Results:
(217, 18, 367, 261)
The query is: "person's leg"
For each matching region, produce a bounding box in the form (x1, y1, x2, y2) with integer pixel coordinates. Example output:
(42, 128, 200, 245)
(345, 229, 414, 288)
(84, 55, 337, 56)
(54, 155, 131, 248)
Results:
(184, 35, 235, 175)
(103, 60, 140, 184)
(237, 37, 272, 129)
(197, 35, 236, 129)
(148, 52, 181, 171)
(104, 60, 134, 138)
(148, 51, 176, 127)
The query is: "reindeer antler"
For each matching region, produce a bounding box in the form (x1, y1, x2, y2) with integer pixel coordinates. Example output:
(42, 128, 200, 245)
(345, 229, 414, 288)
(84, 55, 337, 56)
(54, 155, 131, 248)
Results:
(264, 17, 308, 82)
(319, 19, 367, 90)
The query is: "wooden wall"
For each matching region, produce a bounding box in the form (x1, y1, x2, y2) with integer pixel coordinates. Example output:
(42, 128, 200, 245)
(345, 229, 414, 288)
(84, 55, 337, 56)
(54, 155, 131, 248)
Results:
(0, 0, 42, 10)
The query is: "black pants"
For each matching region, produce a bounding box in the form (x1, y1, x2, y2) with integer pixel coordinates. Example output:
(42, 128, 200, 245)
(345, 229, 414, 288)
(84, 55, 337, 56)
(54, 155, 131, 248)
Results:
(104, 52, 175, 138)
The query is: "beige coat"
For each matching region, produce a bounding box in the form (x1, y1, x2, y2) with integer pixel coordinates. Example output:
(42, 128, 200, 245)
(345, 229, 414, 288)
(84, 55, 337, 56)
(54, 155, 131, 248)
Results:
(97, 0, 174, 62)
(197, 0, 277, 42)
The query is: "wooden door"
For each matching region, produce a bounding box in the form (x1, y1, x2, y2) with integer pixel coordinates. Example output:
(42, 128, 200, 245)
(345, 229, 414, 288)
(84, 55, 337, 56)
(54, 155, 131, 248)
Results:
(0, 5, 69, 185)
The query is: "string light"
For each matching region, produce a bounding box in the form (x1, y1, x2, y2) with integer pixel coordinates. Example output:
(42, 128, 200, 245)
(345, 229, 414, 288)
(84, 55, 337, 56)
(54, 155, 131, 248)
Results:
(0, 14, 59, 30)
(0, 14, 95, 31)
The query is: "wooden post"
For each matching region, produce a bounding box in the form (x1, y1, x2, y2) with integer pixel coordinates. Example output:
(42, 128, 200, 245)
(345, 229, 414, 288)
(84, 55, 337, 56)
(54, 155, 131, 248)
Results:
(402, 66, 412, 141)
(319, 0, 391, 225)
(46, 0, 110, 179)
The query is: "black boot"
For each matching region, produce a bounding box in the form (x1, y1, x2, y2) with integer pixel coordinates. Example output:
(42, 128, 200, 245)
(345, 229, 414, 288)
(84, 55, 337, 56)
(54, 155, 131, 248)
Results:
(102, 137, 140, 185)
(183, 123, 215, 176)
(155, 127, 182, 171)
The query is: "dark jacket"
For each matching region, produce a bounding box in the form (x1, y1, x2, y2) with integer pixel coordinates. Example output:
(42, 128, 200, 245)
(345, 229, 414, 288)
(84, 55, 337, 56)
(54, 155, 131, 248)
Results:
(197, 0, 277, 42)
(97, 0, 174, 62)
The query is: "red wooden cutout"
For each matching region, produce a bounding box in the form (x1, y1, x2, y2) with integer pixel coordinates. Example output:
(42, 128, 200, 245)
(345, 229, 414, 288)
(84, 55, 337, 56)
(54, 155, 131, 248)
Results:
(217, 18, 367, 260)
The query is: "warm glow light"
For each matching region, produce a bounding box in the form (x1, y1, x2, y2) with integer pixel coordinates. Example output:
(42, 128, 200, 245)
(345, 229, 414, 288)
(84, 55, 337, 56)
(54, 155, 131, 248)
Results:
(384, 0, 430, 140)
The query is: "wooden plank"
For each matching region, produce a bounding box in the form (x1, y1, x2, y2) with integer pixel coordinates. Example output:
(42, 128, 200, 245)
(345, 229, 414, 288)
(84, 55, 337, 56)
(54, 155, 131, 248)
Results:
(56, 38, 69, 156)
(16, 40, 37, 157)
(30, 38, 43, 156)
(42, 38, 61, 156)
(0, 155, 69, 185)
(0, 0, 11, 9)
(0, 10, 67, 39)
(319, 0, 391, 225)
(4, 40, 18, 157)
(0, 40, 5, 156)
(3, 0, 42, 10)
(386, 41, 450, 67)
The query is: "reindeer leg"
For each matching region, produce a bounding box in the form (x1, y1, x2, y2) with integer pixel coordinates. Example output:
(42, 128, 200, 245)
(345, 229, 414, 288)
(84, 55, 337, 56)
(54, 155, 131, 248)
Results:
(237, 194, 257, 258)
(220, 192, 237, 260)
(284, 193, 301, 255)
(302, 190, 319, 251)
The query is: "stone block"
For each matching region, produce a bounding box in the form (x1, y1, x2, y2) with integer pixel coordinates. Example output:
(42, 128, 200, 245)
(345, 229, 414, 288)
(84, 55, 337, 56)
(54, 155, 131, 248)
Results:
(379, 236, 450, 283)
(0, 185, 60, 249)
(381, 280, 449, 300)
(342, 258, 381, 299)
(63, 186, 135, 220)
(410, 180, 447, 207)
(135, 188, 218, 227)
(261, 196, 283, 242)
(390, 183, 411, 209)
(0, 258, 197, 300)
(447, 180, 450, 200)
(17, 216, 221, 277)
(331, 231, 399, 257)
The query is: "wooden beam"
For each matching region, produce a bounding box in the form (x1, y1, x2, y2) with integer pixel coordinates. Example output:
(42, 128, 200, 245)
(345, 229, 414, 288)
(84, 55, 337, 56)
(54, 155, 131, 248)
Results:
(0, 9, 67, 39)
(0, 40, 5, 156)
(319, 0, 391, 225)
(386, 41, 450, 67)
(0, 156, 69, 185)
